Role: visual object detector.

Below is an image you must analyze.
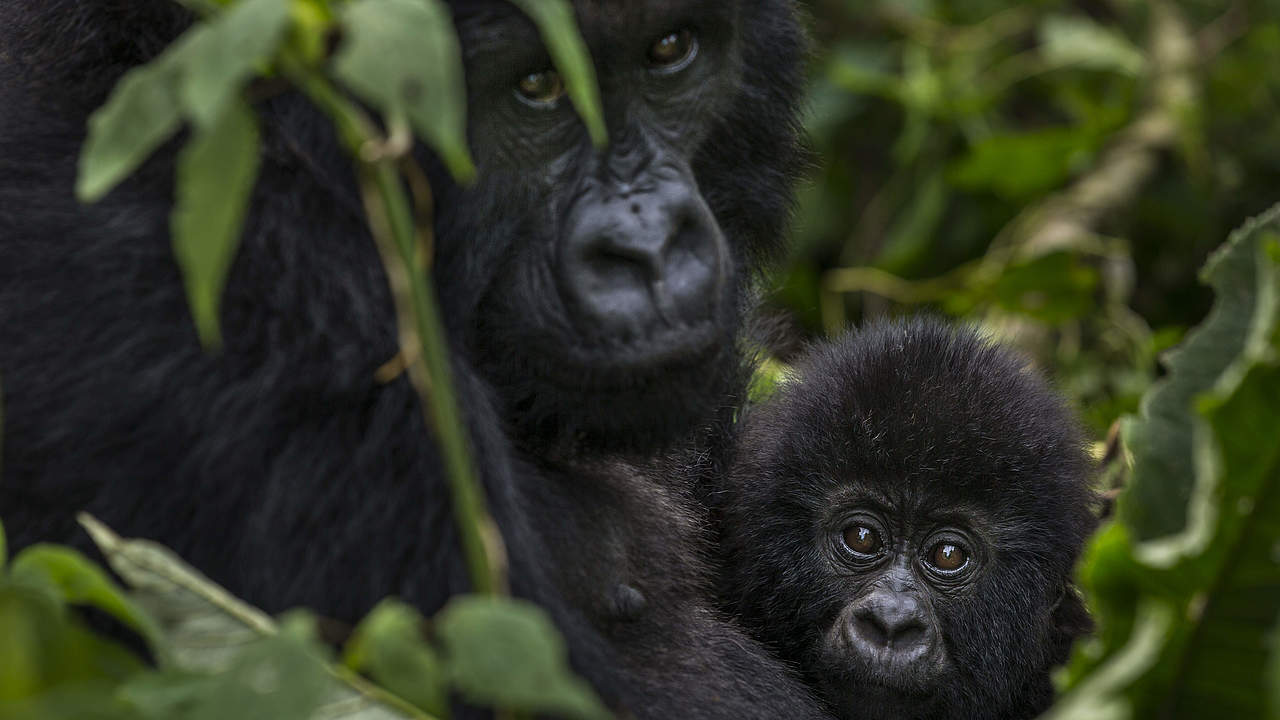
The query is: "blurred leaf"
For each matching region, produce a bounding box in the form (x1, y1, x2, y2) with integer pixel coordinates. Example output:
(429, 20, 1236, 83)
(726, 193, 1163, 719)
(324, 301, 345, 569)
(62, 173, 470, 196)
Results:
(343, 600, 446, 716)
(949, 127, 1098, 201)
(180, 0, 290, 128)
(9, 545, 164, 660)
(1120, 205, 1280, 539)
(990, 251, 1099, 323)
(437, 596, 611, 720)
(334, 0, 476, 182)
(1040, 15, 1144, 77)
(76, 44, 190, 202)
(508, 0, 607, 147)
(0, 583, 144, 706)
(78, 516, 416, 720)
(172, 99, 261, 350)
(120, 619, 329, 720)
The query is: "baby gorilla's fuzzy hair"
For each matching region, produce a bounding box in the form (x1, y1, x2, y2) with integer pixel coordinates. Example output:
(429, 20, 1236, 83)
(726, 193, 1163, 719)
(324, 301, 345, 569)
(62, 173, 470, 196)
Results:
(717, 318, 1099, 720)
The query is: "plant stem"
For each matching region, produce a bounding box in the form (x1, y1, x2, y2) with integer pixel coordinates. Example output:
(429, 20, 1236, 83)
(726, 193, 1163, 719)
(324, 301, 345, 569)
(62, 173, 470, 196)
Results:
(286, 62, 506, 596)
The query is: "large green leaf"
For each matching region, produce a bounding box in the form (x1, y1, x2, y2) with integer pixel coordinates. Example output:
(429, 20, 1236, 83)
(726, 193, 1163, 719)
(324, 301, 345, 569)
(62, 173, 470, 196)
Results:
(1119, 205, 1280, 539)
(508, 0, 607, 147)
(179, 0, 291, 129)
(78, 516, 419, 720)
(1051, 205, 1280, 718)
(437, 596, 612, 720)
(171, 100, 262, 350)
(333, 0, 476, 182)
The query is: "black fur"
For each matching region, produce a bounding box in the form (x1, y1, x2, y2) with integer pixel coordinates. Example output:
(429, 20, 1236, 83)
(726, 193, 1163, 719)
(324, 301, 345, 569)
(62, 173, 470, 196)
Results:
(0, 1, 828, 717)
(714, 319, 1098, 720)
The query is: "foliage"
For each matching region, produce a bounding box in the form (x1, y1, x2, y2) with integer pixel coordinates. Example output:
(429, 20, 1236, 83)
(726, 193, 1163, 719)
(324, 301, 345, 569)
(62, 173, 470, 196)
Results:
(0, 515, 612, 720)
(3, 0, 1280, 718)
(788, 0, 1280, 435)
(1047, 205, 1280, 719)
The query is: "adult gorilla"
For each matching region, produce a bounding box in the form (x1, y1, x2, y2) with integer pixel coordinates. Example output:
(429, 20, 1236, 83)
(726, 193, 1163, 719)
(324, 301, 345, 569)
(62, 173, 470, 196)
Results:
(0, 1, 827, 717)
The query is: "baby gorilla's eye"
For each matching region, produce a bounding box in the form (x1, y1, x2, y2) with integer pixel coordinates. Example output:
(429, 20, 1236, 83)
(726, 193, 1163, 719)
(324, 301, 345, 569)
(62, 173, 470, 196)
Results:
(647, 29, 698, 71)
(516, 70, 566, 107)
(842, 523, 882, 556)
(928, 542, 969, 572)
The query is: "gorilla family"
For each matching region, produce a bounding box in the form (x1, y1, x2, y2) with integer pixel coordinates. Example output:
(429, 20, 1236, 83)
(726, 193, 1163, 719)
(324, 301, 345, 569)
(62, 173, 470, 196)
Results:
(0, 0, 832, 717)
(0, 0, 1098, 717)
(713, 319, 1098, 720)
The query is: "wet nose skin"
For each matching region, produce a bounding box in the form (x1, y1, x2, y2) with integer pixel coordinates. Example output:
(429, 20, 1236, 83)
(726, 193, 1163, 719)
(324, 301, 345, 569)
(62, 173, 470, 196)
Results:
(559, 180, 726, 336)
(847, 590, 935, 665)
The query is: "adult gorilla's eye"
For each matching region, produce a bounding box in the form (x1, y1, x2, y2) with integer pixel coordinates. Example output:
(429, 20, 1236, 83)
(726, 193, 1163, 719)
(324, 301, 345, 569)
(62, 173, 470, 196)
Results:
(647, 29, 698, 71)
(928, 542, 969, 572)
(842, 523, 882, 556)
(516, 70, 565, 107)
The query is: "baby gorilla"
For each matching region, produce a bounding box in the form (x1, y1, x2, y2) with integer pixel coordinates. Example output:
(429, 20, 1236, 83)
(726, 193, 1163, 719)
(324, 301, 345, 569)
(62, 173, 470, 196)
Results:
(716, 318, 1097, 720)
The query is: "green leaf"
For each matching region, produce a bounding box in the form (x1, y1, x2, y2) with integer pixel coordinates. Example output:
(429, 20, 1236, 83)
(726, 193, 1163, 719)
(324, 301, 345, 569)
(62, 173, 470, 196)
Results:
(343, 600, 446, 716)
(437, 596, 611, 720)
(1120, 204, 1280, 539)
(77, 516, 417, 719)
(9, 545, 165, 660)
(77, 46, 190, 203)
(179, 0, 291, 128)
(508, 0, 607, 147)
(334, 0, 476, 182)
(119, 618, 329, 720)
(1053, 205, 1280, 717)
(949, 127, 1099, 201)
(1040, 15, 1145, 77)
(0, 583, 144, 705)
(990, 251, 1099, 323)
(171, 100, 262, 350)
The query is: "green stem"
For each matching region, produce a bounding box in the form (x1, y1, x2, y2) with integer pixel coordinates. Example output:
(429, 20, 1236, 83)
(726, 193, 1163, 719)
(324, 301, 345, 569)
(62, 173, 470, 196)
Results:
(286, 62, 505, 596)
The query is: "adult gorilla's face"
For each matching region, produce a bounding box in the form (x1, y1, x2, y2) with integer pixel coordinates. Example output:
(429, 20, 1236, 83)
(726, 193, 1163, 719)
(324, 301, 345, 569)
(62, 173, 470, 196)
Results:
(433, 1, 806, 452)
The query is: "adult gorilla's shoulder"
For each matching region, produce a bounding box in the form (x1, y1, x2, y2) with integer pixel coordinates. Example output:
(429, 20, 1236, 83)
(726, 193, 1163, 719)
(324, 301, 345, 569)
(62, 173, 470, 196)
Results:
(0, 1, 827, 718)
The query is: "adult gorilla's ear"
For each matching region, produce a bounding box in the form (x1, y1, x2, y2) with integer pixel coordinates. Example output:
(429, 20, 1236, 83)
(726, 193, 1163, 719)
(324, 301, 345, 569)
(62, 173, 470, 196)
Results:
(1048, 582, 1094, 663)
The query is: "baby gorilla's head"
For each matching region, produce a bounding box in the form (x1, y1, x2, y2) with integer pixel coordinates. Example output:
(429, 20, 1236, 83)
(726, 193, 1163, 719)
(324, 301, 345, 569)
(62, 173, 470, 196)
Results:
(719, 318, 1098, 720)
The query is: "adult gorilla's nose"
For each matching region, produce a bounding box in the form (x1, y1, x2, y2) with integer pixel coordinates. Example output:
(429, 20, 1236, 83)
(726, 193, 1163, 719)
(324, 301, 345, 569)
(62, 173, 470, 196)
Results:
(560, 179, 726, 336)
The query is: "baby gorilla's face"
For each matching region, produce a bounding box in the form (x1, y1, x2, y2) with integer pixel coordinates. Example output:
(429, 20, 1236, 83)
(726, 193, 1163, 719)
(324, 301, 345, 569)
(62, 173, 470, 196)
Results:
(809, 500, 987, 718)
(718, 319, 1098, 720)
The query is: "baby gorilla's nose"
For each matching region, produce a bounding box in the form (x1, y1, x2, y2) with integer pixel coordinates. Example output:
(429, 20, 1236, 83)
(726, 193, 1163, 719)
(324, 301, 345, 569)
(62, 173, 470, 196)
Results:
(847, 590, 936, 667)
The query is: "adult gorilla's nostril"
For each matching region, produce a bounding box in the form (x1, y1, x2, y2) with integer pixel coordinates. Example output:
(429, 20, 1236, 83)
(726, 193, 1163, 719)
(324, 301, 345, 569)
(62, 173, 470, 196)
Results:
(560, 185, 725, 336)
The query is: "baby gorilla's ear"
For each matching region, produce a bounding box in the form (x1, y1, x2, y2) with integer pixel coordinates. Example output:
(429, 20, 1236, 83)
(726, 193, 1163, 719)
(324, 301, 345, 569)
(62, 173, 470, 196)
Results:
(1050, 582, 1093, 661)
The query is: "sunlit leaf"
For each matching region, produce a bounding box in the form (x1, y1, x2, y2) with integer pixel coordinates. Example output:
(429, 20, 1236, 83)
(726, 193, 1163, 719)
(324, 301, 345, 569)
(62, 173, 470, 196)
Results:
(508, 0, 607, 147)
(437, 596, 611, 720)
(1040, 15, 1145, 77)
(172, 100, 261, 350)
(180, 0, 291, 128)
(334, 0, 476, 182)
(0, 584, 144, 706)
(9, 545, 164, 659)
